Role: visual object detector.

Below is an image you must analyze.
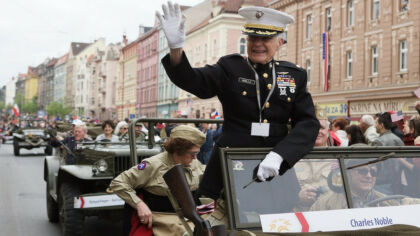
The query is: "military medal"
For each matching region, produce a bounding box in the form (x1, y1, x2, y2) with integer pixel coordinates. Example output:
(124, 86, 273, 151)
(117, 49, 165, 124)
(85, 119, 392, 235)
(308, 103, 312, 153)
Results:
(280, 87, 287, 95)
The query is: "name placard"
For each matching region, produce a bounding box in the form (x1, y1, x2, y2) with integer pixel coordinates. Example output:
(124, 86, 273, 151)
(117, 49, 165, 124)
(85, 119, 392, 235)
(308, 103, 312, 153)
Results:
(260, 204, 420, 233)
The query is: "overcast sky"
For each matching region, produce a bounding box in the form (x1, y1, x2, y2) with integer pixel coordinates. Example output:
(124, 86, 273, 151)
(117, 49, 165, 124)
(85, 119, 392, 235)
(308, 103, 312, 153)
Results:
(0, 0, 204, 87)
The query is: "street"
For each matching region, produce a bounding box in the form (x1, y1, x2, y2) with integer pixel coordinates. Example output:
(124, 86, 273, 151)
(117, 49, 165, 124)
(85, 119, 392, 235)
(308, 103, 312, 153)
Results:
(0, 143, 122, 236)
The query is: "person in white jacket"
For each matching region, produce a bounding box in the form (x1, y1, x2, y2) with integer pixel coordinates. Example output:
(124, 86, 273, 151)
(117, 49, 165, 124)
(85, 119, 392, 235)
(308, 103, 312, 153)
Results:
(331, 117, 349, 147)
(359, 115, 379, 144)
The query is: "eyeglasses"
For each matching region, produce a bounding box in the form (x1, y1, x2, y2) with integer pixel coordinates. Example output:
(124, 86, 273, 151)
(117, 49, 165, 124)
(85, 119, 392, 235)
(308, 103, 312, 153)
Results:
(187, 152, 199, 158)
(121, 127, 128, 130)
(356, 168, 378, 177)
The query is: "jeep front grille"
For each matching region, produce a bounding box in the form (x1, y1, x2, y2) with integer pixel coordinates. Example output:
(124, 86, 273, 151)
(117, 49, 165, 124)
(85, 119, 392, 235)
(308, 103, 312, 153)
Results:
(114, 156, 130, 176)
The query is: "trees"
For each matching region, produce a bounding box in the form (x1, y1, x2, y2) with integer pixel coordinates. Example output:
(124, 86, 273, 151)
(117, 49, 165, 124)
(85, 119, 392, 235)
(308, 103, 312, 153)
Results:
(46, 99, 72, 119)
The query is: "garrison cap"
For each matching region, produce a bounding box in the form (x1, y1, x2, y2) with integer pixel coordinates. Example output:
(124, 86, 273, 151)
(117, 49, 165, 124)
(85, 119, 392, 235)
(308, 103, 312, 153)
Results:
(238, 6, 294, 37)
(170, 125, 206, 147)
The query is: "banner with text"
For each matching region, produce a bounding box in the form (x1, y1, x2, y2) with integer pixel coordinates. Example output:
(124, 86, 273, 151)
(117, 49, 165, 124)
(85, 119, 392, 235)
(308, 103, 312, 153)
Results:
(260, 204, 420, 233)
(349, 98, 417, 116)
(319, 103, 348, 117)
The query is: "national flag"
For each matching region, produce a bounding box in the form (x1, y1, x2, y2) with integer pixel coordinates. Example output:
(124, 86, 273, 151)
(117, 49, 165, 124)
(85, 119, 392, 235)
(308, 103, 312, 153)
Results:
(12, 104, 20, 117)
(210, 111, 219, 119)
(391, 111, 404, 122)
(322, 32, 329, 92)
(414, 88, 420, 98)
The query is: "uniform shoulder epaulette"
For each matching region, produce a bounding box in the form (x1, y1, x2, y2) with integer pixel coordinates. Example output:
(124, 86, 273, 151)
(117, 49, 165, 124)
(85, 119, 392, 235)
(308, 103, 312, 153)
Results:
(276, 60, 305, 72)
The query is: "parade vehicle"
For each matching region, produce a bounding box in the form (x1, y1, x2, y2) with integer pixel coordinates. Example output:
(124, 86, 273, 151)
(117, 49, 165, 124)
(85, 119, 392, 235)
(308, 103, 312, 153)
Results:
(13, 120, 52, 156)
(163, 146, 420, 235)
(43, 118, 222, 236)
(221, 146, 420, 234)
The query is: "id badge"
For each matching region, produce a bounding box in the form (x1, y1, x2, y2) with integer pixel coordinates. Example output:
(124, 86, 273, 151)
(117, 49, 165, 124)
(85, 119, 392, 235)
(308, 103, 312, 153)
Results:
(251, 122, 270, 137)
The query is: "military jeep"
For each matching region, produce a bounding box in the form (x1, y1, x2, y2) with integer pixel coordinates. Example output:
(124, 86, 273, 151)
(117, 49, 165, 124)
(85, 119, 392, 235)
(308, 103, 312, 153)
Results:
(44, 118, 222, 236)
(13, 121, 52, 156)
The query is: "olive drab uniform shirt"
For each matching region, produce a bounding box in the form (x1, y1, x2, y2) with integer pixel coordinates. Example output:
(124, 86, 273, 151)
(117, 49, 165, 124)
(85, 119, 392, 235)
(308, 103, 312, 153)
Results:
(109, 152, 205, 235)
(162, 52, 319, 199)
(109, 151, 205, 209)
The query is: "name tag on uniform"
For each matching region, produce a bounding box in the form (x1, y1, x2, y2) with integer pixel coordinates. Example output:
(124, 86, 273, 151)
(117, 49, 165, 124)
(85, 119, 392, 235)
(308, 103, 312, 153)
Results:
(251, 123, 270, 137)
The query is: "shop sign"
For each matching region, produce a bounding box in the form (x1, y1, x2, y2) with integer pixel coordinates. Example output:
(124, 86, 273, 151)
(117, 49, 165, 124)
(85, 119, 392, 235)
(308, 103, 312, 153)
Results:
(349, 98, 417, 116)
(319, 103, 348, 117)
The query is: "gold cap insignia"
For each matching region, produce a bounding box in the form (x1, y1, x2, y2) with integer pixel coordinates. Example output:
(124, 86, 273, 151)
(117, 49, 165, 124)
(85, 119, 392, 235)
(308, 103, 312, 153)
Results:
(256, 11, 264, 19)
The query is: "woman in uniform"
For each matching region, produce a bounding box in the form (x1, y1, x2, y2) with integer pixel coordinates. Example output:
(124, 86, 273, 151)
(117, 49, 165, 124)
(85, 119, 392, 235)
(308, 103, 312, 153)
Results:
(108, 125, 206, 236)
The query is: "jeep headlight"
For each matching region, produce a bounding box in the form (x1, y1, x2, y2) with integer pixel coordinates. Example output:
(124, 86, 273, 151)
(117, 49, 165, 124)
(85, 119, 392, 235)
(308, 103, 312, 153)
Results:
(94, 159, 108, 173)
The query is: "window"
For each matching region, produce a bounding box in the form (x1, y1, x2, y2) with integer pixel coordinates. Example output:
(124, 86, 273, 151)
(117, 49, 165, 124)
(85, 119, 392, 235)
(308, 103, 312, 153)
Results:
(204, 44, 207, 60)
(400, 0, 409, 11)
(306, 59, 311, 83)
(213, 39, 217, 57)
(372, 0, 379, 20)
(371, 46, 378, 75)
(239, 38, 246, 55)
(326, 7, 332, 31)
(347, 1, 354, 27)
(195, 47, 200, 62)
(306, 14, 312, 39)
(347, 51, 353, 78)
(399, 40, 408, 71)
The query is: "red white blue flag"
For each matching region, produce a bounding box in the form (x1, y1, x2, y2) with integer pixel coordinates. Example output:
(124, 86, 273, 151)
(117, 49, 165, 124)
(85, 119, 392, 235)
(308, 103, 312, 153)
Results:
(322, 32, 329, 92)
(391, 111, 404, 122)
(12, 104, 20, 117)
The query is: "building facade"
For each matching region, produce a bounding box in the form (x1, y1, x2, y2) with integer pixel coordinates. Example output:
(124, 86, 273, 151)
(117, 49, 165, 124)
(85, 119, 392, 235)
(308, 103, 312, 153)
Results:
(138, 28, 159, 118)
(117, 36, 140, 120)
(270, 0, 420, 118)
(89, 43, 121, 120)
(157, 26, 179, 118)
(15, 74, 25, 103)
(44, 58, 57, 108)
(54, 53, 68, 101)
(5, 77, 16, 106)
(74, 38, 106, 117)
(25, 66, 38, 103)
(66, 42, 91, 111)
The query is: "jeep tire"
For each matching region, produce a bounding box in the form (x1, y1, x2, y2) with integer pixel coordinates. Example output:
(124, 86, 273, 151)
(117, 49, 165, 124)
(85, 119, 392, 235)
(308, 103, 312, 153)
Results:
(59, 182, 84, 236)
(13, 140, 19, 156)
(46, 183, 59, 223)
(45, 145, 53, 155)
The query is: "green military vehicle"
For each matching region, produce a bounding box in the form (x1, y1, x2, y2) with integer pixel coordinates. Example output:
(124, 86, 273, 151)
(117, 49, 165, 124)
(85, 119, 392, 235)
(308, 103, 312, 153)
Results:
(165, 146, 420, 235)
(13, 120, 52, 156)
(44, 118, 222, 236)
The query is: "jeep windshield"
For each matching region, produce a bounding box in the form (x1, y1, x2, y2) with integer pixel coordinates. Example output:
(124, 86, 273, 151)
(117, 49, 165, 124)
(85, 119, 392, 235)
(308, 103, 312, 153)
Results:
(220, 146, 420, 231)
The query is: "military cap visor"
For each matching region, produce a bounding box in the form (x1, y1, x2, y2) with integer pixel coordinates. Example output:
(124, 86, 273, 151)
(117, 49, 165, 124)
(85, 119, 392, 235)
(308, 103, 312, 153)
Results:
(238, 6, 294, 37)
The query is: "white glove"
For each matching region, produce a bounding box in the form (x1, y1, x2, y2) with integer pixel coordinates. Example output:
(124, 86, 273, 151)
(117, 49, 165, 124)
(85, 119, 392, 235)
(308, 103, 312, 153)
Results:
(257, 151, 283, 181)
(156, 1, 186, 49)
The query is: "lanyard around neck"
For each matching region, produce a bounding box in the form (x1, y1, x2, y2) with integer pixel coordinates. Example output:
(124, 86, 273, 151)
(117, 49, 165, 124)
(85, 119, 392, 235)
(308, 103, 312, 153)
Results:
(247, 59, 276, 123)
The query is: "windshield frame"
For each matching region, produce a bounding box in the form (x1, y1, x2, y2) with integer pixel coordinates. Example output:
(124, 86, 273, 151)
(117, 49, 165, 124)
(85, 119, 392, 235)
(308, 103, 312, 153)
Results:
(220, 146, 420, 231)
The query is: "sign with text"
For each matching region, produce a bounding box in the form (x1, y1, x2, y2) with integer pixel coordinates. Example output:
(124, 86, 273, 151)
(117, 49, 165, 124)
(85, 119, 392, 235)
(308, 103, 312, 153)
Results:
(349, 98, 417, 116)
(74, 194, 124, 209)
(319, 103, 348, 117)
(260, 204, 420, 233)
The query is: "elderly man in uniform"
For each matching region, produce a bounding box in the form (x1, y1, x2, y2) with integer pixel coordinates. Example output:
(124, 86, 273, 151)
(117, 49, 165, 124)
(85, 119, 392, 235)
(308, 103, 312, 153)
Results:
(157, 2, 319, 225)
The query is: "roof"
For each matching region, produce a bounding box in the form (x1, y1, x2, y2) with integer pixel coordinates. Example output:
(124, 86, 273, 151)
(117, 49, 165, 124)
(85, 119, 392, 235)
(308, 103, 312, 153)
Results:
(184, 0, 213, 33)
(55, 53, 69, 66)
(71, 42, 91, 56)
(47, 58, 58, 67)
